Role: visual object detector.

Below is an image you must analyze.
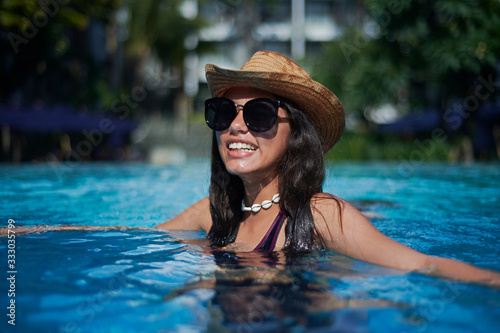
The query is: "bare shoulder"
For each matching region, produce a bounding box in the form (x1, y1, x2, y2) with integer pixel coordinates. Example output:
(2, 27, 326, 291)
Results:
(311, 192, 372, 225)
(309, 193, 344, 245)
(310, 193, 372, 252)
(155, 197, 212, 232)
(311, 192, 345, 211)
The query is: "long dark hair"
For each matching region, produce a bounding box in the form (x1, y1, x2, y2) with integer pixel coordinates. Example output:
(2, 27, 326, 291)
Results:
(207, 101, 337, 254)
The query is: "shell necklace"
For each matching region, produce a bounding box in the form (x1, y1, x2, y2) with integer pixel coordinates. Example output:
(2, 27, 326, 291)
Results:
(241, 194, 280, 213)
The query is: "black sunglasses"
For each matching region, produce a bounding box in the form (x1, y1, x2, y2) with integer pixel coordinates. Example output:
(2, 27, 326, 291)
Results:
(205, 97, 281, 132)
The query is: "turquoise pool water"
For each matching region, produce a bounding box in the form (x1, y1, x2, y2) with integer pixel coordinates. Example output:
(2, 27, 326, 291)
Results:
(1, 161, 499, 332)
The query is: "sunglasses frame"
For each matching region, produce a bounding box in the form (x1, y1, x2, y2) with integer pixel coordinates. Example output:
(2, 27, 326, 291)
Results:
(205, 97, 281, 133)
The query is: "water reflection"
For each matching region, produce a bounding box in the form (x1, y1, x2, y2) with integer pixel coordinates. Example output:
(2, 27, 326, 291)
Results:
(167, 248, 402, 331)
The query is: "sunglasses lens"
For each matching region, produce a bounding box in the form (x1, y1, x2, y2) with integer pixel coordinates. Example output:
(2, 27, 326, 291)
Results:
(205, 97, 279, 132)
(205, 98, 236, 131)
(244, 99, 279, 132)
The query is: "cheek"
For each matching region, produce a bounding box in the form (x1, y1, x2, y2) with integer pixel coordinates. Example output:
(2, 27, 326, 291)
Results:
(276, 123, 291, 150)
(262, 125, 290, 160)
(277, 127, 291, 161)
(216, 132, 225, 151)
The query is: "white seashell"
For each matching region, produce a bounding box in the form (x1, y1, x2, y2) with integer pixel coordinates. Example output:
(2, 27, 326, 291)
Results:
(241, 193, 280, 212)
(261, 200, 272, 209)
(251, 204, 261, 213)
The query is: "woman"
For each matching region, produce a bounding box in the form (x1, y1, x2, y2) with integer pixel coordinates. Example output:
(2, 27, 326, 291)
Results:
(155, 50, 500, 286)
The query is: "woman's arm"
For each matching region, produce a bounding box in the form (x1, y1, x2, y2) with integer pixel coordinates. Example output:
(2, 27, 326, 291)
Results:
(0, 225, 147, 236)
(154, 196, 212, 232)
(1, 197, 212, 236)
(312, 195, 500, 287)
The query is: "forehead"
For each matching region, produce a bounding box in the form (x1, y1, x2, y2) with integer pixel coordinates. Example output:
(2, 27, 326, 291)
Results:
(223, 87, 276, 100)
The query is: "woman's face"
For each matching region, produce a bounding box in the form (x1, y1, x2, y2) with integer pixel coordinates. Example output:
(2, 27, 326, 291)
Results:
(216, 87, 290, 182)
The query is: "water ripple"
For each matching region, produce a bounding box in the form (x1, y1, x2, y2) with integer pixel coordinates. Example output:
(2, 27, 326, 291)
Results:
(122, 243, 186, 256)
(84, 264, 134, 279)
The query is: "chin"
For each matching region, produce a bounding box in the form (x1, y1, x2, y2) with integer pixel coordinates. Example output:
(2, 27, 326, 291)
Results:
(224, 163, 255, 177)
(225, 162, 278, 182)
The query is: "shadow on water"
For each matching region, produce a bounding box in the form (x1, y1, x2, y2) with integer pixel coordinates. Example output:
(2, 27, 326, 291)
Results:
(164, 246, 407, 332)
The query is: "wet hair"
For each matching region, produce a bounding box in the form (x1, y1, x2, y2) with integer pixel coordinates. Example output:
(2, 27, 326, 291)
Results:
(207, 101, 338, 254)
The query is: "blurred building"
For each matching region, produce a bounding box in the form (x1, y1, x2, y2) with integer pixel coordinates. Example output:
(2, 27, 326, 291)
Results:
(186, 0, 364, 97)
(142, 0, 366, 164)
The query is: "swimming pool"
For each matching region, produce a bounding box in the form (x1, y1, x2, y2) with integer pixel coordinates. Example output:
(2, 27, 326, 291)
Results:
(1, 161, 499, 332)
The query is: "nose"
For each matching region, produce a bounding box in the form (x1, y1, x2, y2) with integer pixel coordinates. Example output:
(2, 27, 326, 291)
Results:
(229, 106, 248, 133)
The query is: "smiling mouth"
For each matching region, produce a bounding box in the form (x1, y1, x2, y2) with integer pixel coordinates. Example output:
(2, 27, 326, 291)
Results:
(228, 142, 257, 152)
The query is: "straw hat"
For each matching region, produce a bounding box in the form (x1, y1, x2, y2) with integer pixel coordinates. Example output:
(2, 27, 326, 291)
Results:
(205, 50, 345, 152)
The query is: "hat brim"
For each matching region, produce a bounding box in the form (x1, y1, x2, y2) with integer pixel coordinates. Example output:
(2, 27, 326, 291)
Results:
(205, 64, 344, 153)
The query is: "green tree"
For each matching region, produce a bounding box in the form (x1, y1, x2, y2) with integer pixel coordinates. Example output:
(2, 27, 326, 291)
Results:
(0, 0, 211, 111)
(125, 0, 207, 65)
(0, 0, 121, 106)
(318, 0, 500, 123)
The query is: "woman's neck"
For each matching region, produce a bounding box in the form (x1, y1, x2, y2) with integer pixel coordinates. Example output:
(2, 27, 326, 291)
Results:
(241, 175, 280, 207)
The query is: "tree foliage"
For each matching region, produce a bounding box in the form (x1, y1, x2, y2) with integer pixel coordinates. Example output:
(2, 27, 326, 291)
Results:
(317, 0, 500, 118)
(124, 0, 209, 69)
(0, 0, 210, 109)
(0, 0, 121, 106)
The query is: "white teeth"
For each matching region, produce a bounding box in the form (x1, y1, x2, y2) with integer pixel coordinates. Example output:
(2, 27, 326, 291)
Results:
(228, 142, 257, 151)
